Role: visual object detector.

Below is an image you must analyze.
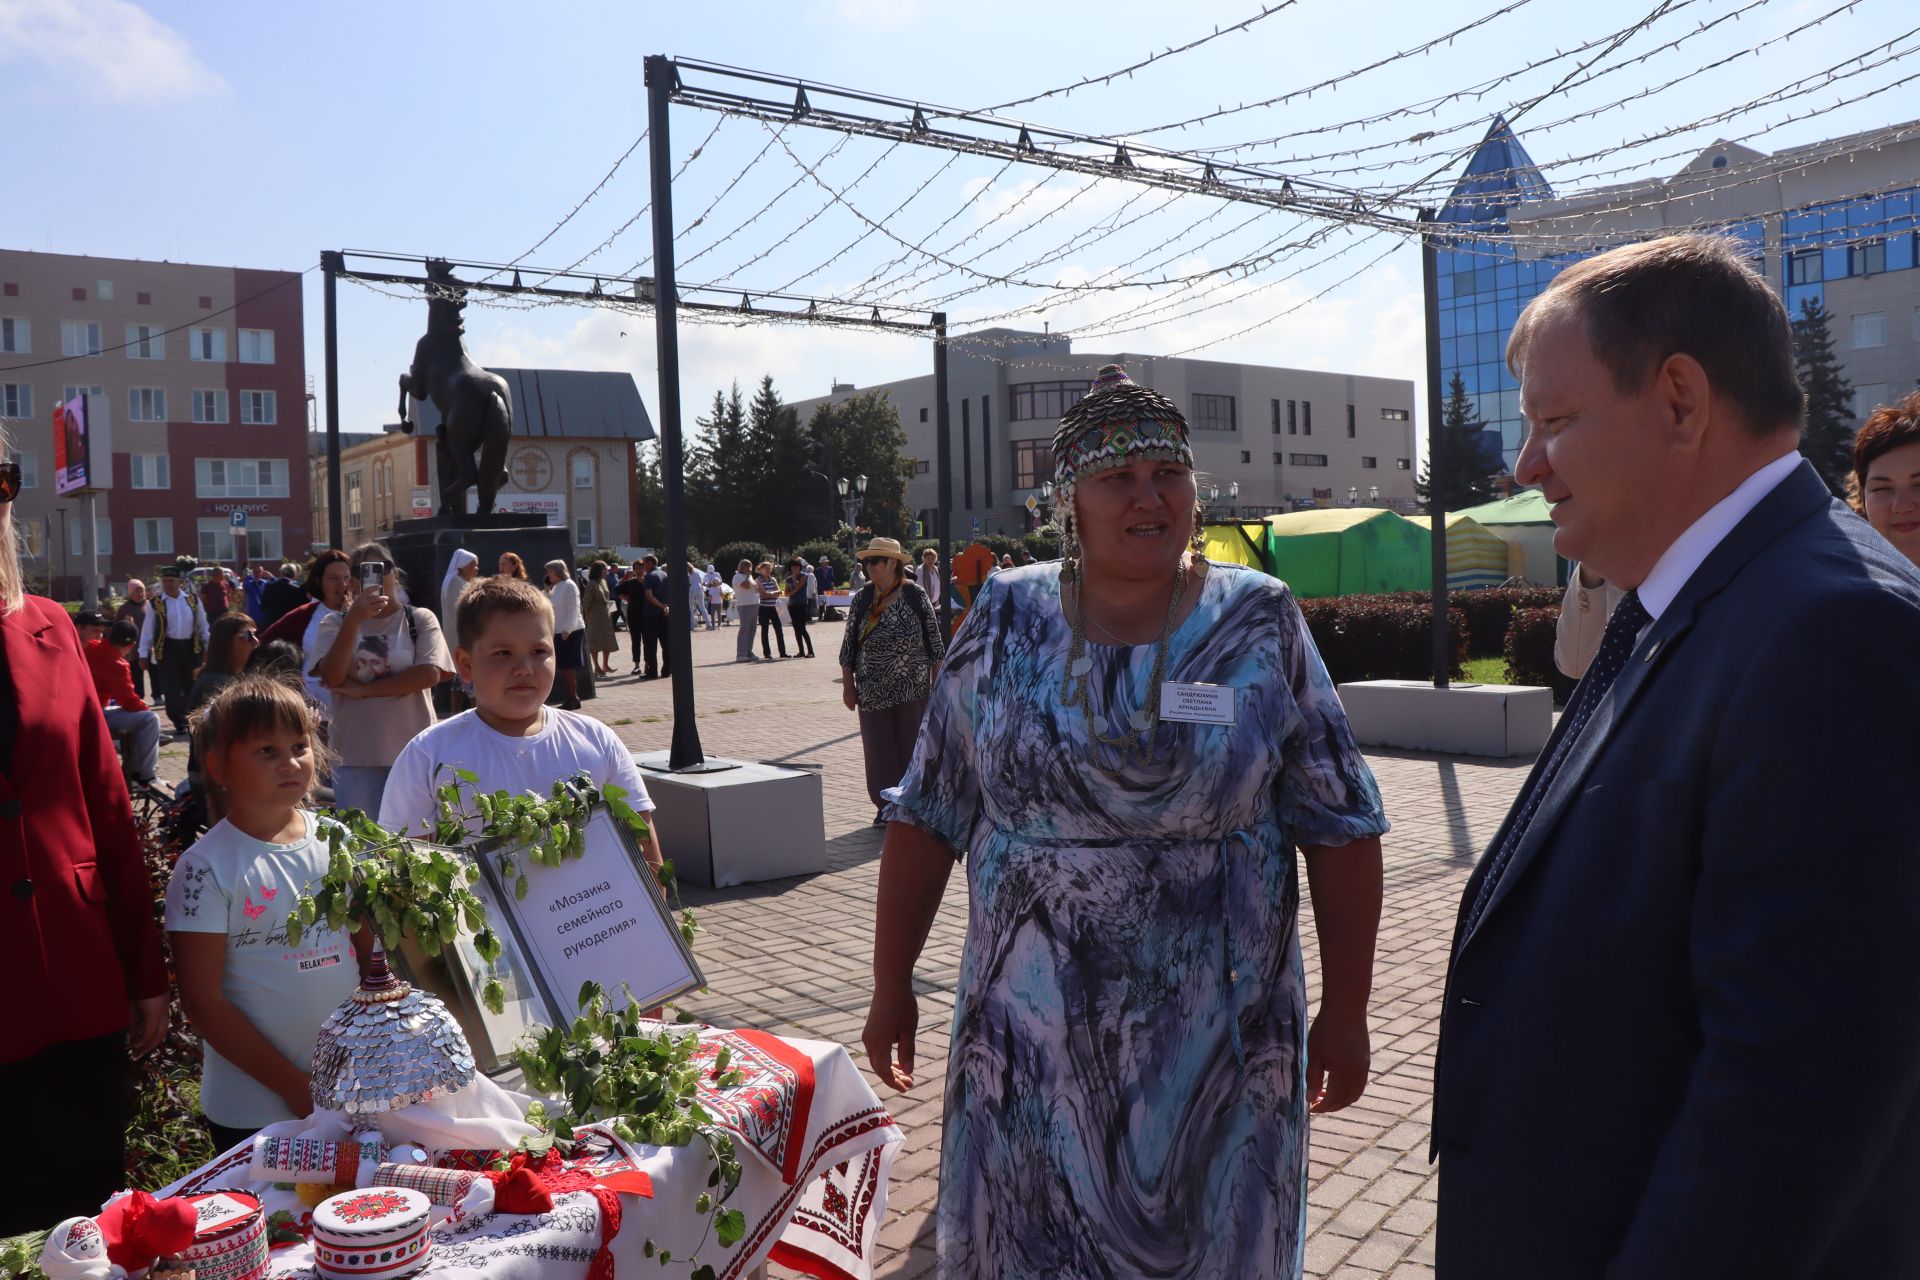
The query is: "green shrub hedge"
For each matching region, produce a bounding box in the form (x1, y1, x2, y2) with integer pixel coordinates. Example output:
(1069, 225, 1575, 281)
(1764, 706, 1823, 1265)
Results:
(1448, 586, 1565, 658)
(1503, 605, 1576, 701)
(1297, 594, 1468, 684)
(711, 540, 776, 574)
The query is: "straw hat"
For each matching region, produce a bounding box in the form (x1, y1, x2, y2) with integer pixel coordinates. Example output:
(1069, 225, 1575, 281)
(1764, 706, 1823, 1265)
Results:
(856, 536, 909, 563)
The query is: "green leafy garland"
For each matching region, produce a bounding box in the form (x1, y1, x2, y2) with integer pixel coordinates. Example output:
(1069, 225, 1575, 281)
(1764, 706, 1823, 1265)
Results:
(285, 773, 742, 1273)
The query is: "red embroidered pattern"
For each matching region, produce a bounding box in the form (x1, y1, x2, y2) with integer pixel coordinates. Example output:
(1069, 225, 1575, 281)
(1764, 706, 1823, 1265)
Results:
(333, 1191, 410, 1223)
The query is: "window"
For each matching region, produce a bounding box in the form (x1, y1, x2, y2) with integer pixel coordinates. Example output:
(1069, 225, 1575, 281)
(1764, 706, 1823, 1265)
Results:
(95, 280, 113, 302)
(125, 324, 164, 360)
(1848, 238, 1887, 277)
(1273, 452, 1284, 464)
(0, 384, 30, 420)
(188, 327, 227, 362)
(1008, 381, 1091, 420)
(1855, 383, 1889, 422)
(239, 390, 276, 424)
(1302, 402, 1313, 435)
(16, 453, 36, 488)
(913, 459, 930, 474)
(572, 454, 595, 489)
(1011, 439, 1055, 488)
(0, 318, 27, 353)
(346, 473, 364, 529)
(1347, 404, 1357, 438)
(16, 519, 40, 557)
(1239, 450, 1251, 464)
(373, 461, 385, 498)
(1787, 250, 1822, 286)
(197, 517, 283, 563)
(1287, 399, 1297, 434)
(1853, 312, 1887, 349)
(1192, 393, 1236, 432)
(238, 329, 274, 364)
(918, 407, 928, 422)
(60, 321, 102, 357)
(1271, 400, 1282, 434)
(1381, 407, 1411, 421)
(128, 387, 167, 421)
(1290, 453, 1329, 466)
(1396, 458, 1411, 470)
(195, 458, 288, 498)
(193, 389, 228, 423)
(575, 517, 595, 547)
(130, 454, 170, 489)
(133, 518, 173, 556)
(1361, 456, 1378, 469)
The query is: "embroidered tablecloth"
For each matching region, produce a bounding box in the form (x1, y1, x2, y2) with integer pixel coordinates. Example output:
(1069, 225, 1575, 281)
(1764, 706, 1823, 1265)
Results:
(155, 1028, 902, 1280)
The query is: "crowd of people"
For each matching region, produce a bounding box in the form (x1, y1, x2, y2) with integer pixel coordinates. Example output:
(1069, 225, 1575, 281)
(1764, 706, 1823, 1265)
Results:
(12, 231, 1920, 1272)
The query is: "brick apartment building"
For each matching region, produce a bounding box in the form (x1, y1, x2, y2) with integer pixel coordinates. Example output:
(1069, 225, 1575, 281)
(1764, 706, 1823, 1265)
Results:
(0, 249, 309, 599)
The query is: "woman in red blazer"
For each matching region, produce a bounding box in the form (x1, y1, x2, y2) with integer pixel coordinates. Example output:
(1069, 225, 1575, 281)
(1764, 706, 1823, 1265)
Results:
(0, 467, 169, 1232)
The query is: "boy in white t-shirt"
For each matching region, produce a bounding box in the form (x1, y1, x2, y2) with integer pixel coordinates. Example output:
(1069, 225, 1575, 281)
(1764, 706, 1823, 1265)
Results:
(379, 577, 663, 871)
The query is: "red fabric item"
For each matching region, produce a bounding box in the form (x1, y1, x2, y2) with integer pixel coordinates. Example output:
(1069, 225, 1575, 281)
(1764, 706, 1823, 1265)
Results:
(258, 598, 318, 648)
(0, 595, 167, 1064)
(509, 1154, 620, 1280)
(591, 1170, 654, 1199)
(97, 1191, 197, 1270)
(83, 638, 147, 712)
(484, 1165, 554, 1215)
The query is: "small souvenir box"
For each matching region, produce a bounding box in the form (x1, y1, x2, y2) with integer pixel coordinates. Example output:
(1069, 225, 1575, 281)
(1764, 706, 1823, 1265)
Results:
(312, 1187, 433, 1280)
(176, 1191, 268, 1280)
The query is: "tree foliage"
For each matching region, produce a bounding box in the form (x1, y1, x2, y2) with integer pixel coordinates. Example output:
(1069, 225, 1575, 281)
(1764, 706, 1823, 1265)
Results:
(1416, 373, 1499, 514)
(1792, 296, 1856, 497)
(806, 392, 914, 541)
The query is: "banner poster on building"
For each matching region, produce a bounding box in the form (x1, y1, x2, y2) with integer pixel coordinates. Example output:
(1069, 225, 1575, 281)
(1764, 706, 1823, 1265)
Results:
(53, 395, 90, 495)
(469, 491, 564, 527)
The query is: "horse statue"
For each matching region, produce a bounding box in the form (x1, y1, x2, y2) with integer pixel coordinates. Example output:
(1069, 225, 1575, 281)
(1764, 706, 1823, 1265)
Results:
(398, 259, 511, 517)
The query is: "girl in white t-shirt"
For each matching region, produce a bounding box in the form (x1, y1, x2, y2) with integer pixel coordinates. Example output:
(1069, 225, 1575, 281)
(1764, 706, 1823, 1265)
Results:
(166, 674, 359, 1153)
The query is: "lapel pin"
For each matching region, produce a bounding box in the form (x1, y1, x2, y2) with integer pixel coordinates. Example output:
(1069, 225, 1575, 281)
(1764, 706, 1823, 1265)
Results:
(1643, 639, 1661, 662)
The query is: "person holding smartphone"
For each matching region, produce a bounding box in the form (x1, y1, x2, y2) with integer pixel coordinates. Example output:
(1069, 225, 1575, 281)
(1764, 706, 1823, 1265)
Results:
(305, 542, 454, 816)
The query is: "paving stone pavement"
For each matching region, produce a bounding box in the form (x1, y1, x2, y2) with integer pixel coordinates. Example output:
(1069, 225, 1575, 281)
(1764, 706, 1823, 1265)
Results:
(153, 620, 1530, 1279)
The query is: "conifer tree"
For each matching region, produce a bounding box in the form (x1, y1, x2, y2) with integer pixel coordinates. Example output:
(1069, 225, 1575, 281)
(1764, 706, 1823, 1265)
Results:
(1792, 296, 1856, 497)
(1416, 373, 1499, 513)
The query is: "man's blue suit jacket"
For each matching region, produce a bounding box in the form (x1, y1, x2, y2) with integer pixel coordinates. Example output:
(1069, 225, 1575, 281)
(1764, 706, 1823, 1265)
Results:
(1433, 460, 1920, 1278)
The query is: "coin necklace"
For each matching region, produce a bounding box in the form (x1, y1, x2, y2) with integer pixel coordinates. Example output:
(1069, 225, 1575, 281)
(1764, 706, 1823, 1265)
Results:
(1061, 554, 1188, 773)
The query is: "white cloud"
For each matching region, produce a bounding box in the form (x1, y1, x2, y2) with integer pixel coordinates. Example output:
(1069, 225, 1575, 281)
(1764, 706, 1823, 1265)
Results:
(0, 0, 224, 103)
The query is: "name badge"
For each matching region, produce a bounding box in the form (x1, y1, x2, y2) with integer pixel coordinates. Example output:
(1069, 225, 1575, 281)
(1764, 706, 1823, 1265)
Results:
(1161, 681, 1235, 725)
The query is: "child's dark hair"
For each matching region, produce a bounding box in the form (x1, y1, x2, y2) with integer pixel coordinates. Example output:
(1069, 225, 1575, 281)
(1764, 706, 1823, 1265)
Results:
(456, 575, 554, 650)
(189, 673, 332, 792)
(246, 638, 303, 678)
(107, 619, 139, 647)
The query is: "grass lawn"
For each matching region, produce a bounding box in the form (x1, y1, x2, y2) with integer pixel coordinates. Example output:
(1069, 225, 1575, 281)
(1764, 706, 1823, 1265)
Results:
(1463, 656, 1510, 684)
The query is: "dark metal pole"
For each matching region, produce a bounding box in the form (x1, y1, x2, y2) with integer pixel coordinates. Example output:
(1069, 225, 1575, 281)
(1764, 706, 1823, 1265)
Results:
(1419, 211, 1450, 689)
(646, 55, 707, 770)
(322, 251, 344, 550)
(932, 312, 952, 635)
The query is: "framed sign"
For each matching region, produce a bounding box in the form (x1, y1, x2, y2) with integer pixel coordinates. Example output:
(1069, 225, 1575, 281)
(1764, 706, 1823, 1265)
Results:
(394, 802, 704, 1074)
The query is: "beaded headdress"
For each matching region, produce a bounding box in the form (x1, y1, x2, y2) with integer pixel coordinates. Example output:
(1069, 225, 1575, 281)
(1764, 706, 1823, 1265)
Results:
(1050, 364, 1194, 572)
(1050, 363, 1193, 493)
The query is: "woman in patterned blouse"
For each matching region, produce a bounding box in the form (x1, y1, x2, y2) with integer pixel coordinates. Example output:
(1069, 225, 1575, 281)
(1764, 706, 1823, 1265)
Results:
(839, 537, 946, 825)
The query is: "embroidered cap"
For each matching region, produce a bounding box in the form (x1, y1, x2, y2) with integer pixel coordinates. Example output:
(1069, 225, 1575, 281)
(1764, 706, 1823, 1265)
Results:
(1049, 364, 1192, 496)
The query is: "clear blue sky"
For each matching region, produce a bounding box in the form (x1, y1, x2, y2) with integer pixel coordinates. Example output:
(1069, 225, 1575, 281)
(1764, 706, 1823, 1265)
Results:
(1, 0, 1908, 448)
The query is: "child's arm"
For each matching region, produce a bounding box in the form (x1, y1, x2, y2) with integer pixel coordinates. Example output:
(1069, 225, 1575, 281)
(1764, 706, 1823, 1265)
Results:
(334, 666, 444, 699)
(171, 931, 314, 1117)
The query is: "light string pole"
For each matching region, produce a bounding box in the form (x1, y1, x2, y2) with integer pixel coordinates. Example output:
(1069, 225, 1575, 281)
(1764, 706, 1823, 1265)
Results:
(1419, 209, 1450, 690)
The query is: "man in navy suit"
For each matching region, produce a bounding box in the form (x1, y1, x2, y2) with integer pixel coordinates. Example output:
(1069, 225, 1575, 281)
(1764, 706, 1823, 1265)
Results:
(1433, 234, 1920, 1277)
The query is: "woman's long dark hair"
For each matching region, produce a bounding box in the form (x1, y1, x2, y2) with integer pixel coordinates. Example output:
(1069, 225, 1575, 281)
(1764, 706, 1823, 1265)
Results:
(200, 611, 256, 677)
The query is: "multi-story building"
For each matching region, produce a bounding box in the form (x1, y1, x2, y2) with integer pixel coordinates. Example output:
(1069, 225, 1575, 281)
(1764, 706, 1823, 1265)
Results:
(1436, 115, 1920, 471)
(309, 367, 652, 551)
(0, 249, 309, 598)
(789, 330, 1417, 538)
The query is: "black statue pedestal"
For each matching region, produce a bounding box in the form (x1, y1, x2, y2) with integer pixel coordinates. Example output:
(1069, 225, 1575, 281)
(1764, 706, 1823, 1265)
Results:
(388, 515, 595, 703)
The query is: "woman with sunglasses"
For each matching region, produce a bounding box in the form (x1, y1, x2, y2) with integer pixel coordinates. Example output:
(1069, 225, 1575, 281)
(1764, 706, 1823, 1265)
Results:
(188, 612, 261, 718)
(0, 450, 170, 1235)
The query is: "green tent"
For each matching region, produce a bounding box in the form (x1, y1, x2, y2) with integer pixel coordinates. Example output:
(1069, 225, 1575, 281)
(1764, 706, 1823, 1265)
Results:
(1452, 490, 1553, 525)
(1262, 508, 1432, 598)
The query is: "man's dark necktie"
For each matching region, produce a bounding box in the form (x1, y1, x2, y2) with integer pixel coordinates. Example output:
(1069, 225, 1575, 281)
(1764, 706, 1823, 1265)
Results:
(1459, 589, 1653, 944)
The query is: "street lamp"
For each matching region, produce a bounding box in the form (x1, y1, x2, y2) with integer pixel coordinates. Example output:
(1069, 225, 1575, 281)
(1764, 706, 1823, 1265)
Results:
(1036, 480, 1055, 527)
(1348, 486, 1360, 507)
(1204, 481, 1240, 518)
(836, 473, 867, 560)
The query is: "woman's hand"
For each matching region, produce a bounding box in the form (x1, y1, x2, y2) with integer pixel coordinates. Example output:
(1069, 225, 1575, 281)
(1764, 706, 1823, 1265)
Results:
(862, 986, 919, 1091)
(842, 682, 858, 712)
(1305, 1007, 1371, 1114)
(344, 581, 384, 623)
(127, 994, 168, 1057)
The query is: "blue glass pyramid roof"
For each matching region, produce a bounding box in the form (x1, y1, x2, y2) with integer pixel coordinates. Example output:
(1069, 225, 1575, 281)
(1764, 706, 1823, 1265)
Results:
(1437, 116, 1552, 229)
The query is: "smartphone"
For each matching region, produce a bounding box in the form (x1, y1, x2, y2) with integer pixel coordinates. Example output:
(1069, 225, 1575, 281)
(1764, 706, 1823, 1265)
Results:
(361, 560, 388, 589)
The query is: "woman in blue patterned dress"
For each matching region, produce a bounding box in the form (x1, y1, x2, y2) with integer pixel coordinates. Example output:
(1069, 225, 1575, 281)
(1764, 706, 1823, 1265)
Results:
(864, 365, 1387, 1279)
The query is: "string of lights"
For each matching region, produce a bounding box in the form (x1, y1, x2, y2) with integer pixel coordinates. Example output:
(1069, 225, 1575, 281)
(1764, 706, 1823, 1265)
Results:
(848, 168, 1087, 305)
(477, 128, 650, 284)
(838, 156, 1028, 301)
(707, 138, 908, 284)
(959, 0, 1303, 116)
(677, 132, 852, 270)
(763, 150, 962, 293)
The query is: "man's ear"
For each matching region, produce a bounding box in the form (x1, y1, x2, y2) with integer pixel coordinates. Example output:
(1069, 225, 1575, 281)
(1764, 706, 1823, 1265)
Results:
(1658, 352, 1712, 453)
